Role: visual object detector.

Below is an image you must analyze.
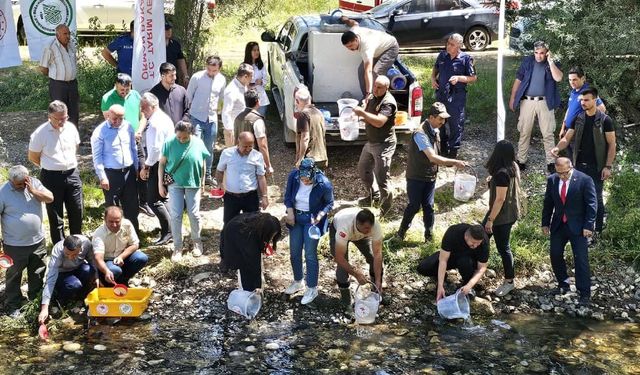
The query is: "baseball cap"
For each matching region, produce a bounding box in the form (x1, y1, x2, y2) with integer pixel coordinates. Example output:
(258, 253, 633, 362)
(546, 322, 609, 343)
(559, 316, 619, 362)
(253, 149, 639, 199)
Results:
(299, 158, 316, 178)
(165, 21, 173, 30)
(428, 102, 450, 118)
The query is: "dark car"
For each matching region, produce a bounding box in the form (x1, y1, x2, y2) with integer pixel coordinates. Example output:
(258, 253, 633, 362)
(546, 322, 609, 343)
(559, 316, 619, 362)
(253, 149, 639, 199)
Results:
(367, 0, 499, 50)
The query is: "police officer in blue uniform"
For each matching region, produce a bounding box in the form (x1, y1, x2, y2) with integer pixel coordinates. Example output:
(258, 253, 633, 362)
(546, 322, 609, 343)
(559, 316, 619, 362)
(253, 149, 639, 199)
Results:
(431, 33, 477, 159)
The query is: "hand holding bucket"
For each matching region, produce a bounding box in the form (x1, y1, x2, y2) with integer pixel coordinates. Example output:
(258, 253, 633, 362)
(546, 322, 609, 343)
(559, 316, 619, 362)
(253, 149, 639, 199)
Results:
(0, 253, 14, 269)
(453, 165, 477, 202)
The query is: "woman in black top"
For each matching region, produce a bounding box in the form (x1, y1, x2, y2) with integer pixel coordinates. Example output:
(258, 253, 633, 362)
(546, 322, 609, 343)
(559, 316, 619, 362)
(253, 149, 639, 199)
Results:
(221, 212, 282, 291)
(484, 140, 522, 297)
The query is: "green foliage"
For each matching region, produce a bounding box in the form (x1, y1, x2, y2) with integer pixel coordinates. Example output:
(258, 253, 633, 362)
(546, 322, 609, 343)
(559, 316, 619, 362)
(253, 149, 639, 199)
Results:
(0, 65, 49, 112)
(173, 0, 214, 74)
(520, 0, 640, 123)
(76, 49, 117, 113)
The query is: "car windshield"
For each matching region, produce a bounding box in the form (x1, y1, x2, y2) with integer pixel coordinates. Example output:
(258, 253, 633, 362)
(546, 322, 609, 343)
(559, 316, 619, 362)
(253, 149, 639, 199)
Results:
(357, 17, 387, 32)
(367, 0, 405, 15)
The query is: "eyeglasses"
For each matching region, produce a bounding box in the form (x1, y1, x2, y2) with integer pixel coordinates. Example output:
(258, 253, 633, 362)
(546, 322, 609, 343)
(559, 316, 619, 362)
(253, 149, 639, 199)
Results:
(557, 168, 572, 177)
(49, 115, 68, 124)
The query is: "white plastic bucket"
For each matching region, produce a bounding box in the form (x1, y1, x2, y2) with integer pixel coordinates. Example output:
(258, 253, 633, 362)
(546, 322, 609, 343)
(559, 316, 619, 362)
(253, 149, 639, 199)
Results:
(453, 168, 477, 202)
(227, 289, 262, 319)
(338, 118, 359, 141)
(308, 225, 321, 240)
(337, 98, 359, 116)
(437, 289, 470, 320)
(354, 282, 381, 324)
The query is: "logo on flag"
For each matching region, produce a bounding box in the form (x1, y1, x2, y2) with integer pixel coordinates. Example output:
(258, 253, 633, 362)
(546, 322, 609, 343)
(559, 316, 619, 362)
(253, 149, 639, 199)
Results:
(29, 0, 73, 35)
(0, 10, 7, 40)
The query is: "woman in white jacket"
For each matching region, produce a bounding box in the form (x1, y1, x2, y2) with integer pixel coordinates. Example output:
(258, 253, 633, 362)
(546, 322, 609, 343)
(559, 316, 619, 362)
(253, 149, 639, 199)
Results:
(244, 41, 270, 117)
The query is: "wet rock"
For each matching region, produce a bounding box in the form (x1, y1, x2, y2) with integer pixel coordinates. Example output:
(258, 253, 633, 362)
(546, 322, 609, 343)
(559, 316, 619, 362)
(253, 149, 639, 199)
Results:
(393, 328, 409, 336)
(265, 342, 280, 350)
(229, 351, 243, 357)
(148, 359, 164, 366)
(429, 336, 440, 344)
(485, 269, 497, 278)
(592, 312, 605, 321)
(245, 345, 257, 353)
(470, 297, 495, 316)
(520, 360, 529, 367)
(93, 344, 107, 351)
(62, 343, 81, 352)
(139, 313, 152, 321)
(540, 304, 553, 311)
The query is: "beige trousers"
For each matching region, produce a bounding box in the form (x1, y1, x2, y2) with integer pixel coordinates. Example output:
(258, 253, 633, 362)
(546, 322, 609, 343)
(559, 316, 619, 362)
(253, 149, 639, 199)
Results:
(516, 98, 556, 164)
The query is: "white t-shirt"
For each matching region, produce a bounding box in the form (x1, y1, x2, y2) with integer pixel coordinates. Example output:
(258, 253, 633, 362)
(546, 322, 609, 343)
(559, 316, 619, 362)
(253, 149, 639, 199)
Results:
(294, 182, 313, 212)
(253, 118, 267, 139)
(352, 26, 397, 63)
(332, 207, 383, 246)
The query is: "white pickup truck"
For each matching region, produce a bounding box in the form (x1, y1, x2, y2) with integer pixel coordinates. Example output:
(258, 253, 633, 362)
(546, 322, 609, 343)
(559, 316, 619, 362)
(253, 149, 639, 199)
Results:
(261, 13, 424, 145)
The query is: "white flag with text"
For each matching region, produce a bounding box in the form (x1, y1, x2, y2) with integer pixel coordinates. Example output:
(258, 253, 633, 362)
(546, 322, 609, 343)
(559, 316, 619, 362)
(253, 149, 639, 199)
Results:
(132, 0, 166, 93)
(0, 0, 21, 68)
(20, 0, 77, 61)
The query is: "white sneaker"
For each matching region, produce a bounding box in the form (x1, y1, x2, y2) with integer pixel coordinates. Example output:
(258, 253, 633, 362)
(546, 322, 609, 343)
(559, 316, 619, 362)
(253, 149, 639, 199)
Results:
(171, 249, 183, 262)
(284, 280, 304, 295)
(301, 287, 318, 305)
(192, 242, 203, 257)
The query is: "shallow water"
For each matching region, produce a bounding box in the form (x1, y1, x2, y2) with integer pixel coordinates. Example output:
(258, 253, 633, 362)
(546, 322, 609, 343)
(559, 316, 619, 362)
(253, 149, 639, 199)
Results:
(2, 313, 639, 374)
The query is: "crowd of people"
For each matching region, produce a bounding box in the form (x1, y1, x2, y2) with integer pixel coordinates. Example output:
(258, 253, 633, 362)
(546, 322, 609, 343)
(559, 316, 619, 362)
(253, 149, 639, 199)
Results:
(0, 20, 617, 323)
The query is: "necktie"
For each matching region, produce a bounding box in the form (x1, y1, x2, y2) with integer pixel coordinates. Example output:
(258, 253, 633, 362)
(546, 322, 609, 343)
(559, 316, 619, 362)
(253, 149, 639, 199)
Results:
(560, 180, 567, 223)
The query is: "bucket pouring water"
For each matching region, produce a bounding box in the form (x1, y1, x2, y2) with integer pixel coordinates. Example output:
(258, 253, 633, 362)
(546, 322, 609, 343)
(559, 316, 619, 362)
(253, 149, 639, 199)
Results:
(453, 166, 477, 202)
(354, 282, 381, 324)
(437, 289, 470, 320)
(227, 289, 262, 319)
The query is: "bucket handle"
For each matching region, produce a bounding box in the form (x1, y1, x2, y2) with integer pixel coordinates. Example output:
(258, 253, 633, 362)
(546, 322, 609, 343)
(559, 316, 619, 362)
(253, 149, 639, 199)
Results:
(339, 106, 355, 117)
(355, 281, 381, 301)
(454, 165, 477, 180)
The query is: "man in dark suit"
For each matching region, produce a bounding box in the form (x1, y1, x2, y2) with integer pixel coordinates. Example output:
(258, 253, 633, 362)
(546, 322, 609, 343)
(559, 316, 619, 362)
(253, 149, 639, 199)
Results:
(542, 157, 597, 306)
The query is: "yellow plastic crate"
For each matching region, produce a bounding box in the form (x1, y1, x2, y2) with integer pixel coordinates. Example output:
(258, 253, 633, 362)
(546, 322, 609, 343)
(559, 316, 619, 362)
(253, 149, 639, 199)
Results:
(85, 287, 153, 317)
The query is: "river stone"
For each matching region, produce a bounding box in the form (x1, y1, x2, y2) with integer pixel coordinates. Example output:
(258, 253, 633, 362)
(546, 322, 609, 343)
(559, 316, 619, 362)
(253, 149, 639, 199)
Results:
(192, 272, 213, 283)
(265, 342, 280, 350)
(62, 343, 81, 352)
(245, 345, 257, 353)
(470, 297, 495, 316)
(148, 359, 164, 366)
(541, 304, 553, 311)
(485, 269, 497, 278)
(93, 344, 107, 351)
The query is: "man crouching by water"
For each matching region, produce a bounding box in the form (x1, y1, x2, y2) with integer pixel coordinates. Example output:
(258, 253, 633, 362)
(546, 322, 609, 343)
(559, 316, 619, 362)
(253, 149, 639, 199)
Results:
(417, 223, 489, 301)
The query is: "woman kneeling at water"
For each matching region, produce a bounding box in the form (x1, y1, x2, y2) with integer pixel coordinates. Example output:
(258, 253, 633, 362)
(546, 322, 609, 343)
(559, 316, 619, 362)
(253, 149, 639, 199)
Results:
(222, 212, 282, 291)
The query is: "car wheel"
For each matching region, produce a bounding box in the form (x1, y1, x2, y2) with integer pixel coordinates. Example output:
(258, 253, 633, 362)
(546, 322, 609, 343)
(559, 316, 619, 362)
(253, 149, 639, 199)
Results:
(464, 26, 490, 51)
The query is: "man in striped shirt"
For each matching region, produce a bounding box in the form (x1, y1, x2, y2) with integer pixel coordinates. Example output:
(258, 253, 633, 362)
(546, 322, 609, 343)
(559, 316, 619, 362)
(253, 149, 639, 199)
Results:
(39, 24, 80, 128)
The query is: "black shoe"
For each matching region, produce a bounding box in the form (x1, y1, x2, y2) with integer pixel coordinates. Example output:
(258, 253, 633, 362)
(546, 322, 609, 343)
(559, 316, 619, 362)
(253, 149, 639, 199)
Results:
(578, 295, 591, 307)
(448, 149, 458, 159)
(394, 228, 407, 241)
(517, 161, 527, 171)
(153, 233, 173, 246)
(424, 231, 433, 242)
(139, 204, 155, 217)
(547, 163, 556, 175)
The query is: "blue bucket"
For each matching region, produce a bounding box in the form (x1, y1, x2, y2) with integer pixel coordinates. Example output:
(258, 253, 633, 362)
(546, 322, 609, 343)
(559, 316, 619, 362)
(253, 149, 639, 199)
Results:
(387, 68, 407, 90)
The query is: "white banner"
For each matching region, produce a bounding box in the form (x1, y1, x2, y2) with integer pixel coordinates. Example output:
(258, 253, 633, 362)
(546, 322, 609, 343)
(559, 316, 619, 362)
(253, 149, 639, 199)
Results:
(0, 0, 21, 68)
(132, 0, 166, 93)
(496, 0, 506, 141)
(20, 0, 77, 62)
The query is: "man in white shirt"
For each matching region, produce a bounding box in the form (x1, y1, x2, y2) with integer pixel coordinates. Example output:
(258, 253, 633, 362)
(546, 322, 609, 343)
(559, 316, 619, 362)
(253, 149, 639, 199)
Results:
(39, 24, 80, 127)
(187, 55, 227, 185)
(329, 207, 384, 307)
(139, 93, 175, 246)
(221, 63, 254, 147)
(92, 206, 148, 286)
(340, 16, 399, 98)
(28, 100, 83, 245)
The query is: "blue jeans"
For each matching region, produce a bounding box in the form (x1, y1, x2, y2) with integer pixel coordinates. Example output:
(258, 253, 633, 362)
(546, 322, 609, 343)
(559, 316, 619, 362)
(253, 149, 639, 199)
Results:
(191, 116, 217, 178)
(55, 263, 95, 302)
(399, 178, 436, 236)
(288, 212, 320, 287)
(100, 250, 148, 285)
(168, 185, 202, 251)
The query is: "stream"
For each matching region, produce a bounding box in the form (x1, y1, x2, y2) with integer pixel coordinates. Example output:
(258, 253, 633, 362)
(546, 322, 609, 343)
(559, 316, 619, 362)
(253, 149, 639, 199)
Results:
(3, 311, 639, 374)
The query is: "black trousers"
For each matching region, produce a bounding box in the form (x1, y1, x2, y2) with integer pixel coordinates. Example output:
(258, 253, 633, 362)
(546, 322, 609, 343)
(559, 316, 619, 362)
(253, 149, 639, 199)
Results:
(104, 166, 139, 233)
(417, 251, 477, 285)
(49, 78, 80, 127)
(147, 163, 171, 235)
(219, 190, 260, 258)
(40, 168, 83, 244)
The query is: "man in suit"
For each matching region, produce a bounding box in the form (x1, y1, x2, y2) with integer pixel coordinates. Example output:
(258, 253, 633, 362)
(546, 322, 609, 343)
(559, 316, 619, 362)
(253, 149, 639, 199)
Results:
(541, 157, 597, 306)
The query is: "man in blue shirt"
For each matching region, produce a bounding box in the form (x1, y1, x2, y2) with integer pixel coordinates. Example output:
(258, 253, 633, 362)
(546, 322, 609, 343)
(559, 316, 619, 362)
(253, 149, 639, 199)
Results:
(509, 41, 563, 174)
(102, 21, 134, 77)
(395, 103, 467, 242)
(91, 104, 140, 234)
(431, 34, 477, 159)
(559, 66, 606, 139)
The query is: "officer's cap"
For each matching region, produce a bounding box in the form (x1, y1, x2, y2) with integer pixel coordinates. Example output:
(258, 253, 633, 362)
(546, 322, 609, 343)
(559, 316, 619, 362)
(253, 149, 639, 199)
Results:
(429, 102, 450, 119)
